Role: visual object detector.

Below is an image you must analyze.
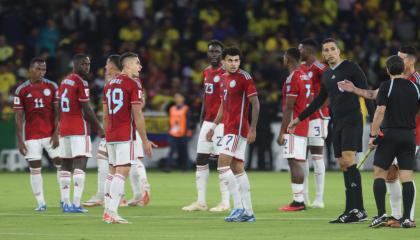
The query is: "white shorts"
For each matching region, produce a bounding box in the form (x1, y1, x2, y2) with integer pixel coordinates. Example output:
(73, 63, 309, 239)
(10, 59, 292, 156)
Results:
(283, 134, 308, 161)
(134, 131, 144, 159)
(308, 119, 329, 147)
(106, 141, 136, 166)
(219, 134, 247, 161)
(59, 135, 92, 159)
(24, 137, 60, 161)
(197, 121, 224, 155)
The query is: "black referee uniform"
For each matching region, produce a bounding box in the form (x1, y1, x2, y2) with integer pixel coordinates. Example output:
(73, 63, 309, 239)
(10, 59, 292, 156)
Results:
(298, 60, 368, 222)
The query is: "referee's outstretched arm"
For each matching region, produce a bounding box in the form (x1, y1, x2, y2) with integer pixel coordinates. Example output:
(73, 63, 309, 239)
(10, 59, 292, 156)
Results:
(337, 80, 378, 100)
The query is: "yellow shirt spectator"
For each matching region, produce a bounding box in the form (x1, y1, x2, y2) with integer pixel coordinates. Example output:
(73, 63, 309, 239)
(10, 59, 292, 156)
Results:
(199, 8, 220, 26)
(0, 71, 16, 100)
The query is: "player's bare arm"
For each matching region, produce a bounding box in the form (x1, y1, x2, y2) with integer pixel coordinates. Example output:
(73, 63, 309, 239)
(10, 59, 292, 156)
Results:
(369, 105, 386, 149)
(50, 102, 60, 149)
(81, 101, 105, 137)
(102, 103, 108, 132)
(278, 96, 296, 145)
(206, 103, 223, 141)
(247, 95, 260, 144)
(15, 109, 27, 155)
(132, 104, 157, 158)
(337, 80, 378, 100)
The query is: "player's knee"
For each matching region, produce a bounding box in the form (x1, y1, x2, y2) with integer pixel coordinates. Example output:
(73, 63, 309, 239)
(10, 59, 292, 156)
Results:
(399, 170, 413, 183)
(386, 165, 399, 182)
(196, 153, 210, 166)
(373, 166, 387, 179)
(340, 151, 356, 169)
(52, 157, 62, 166)
(28, 160, 42, 168)
(230, 159, 244, 175)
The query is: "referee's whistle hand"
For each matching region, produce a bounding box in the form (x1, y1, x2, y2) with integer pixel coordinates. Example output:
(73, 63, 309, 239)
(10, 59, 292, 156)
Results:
(368, 138, 377, 150)
(337, 80, 355, 93)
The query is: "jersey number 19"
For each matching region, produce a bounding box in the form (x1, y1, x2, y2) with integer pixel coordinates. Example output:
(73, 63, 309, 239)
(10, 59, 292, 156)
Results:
(106, 88, 124, 114)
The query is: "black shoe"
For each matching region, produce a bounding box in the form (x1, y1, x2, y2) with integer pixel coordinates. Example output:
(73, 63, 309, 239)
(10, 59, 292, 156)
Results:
(369, 214, 387, 228)
(329, 212, 350, 223)
(346, 209, 368, 223)
(401, 219, 416, 228)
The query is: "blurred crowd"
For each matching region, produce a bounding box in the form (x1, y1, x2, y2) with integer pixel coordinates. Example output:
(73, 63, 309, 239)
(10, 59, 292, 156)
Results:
(0, 0, 419, 124)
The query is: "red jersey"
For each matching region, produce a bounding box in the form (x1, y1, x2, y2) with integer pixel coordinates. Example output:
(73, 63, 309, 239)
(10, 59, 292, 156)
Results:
(58, 73, 90, 136)
(13, 79, 59, 140)
(203, 66, 225, 122)
(282, 69, 311, 137)
(300, 60, 329, 120)
(408, 71, 420, 145)
(220, 69, 258, 138)
(103, 74, 144, 142)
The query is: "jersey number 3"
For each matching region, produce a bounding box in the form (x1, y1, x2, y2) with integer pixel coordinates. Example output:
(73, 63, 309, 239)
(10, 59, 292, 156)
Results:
(106, 88, 124, 114)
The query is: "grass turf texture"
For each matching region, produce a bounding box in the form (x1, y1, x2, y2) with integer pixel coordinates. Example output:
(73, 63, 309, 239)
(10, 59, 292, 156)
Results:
(0, 171, 419, 240)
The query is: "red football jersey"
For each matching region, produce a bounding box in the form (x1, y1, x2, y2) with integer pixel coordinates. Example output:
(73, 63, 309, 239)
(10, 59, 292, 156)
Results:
(220, 69, 257, 138)
(300, 60, 329, 120)
(408, 71, 420, 145)
(282, 69, 311, 137)
(58, 73, 90, 136)
(13, 79, 59, 140)
(203, 65, 225, 121)
(103, 74, 144, 142)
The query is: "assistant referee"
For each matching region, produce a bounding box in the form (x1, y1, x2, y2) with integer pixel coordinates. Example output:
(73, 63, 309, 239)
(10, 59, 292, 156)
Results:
(288, 38, 368, 223)
(368, 55, 417, 228)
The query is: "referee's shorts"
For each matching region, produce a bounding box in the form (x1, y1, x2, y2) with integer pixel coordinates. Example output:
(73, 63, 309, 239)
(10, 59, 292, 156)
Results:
(374, 128, 416, 170)
(332, 120, 363, 158)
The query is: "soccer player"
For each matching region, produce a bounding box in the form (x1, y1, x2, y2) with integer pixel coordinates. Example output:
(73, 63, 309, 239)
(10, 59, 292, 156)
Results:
(298, 39, 328, 208)
(182, 40, 230, 212)
(102, 52, 156, 224)
(277, 48, 311, 211)
(58, 54, 104, 213)
(13, 57, 62, 211)
(337, 46, 419, 227)
(289, 38, 368, 223)
(207, 47, 260, 222)
(368, 55, 417, 228)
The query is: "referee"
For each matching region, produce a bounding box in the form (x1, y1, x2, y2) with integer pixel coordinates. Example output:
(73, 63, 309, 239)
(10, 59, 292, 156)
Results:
(368, 55, 417, 228)
(288, 38, 368, 223)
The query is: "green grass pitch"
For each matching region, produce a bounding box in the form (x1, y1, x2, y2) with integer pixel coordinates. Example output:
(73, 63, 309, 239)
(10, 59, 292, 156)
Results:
(0, 170, 419, 240)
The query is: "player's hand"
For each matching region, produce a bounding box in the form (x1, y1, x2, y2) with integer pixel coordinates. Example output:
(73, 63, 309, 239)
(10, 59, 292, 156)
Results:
(97, 127, 105, 138)
(143, 140, 157, 158)
(18, 141, 28, 156)
(50, 132, 59, 149)
(368, 137, 377, 150)
(337, 80, 355, 93)
(206, 129, 214, 141)
(276, 133, 285, 146)
(287, 118, 300, 134)
(247, 128, 256, 144)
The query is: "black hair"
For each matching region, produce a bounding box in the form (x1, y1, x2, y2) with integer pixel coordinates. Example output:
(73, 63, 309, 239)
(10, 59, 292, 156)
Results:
(120, 52, 138, 67)
(300, 38, 318, 49)
(399, 46, 417, 59)
(208, 40, 224, 50)
(386, 55, 405, 75)
(29, 57, 46, 67)
(107, 54, 122, 70)
(222, 47, 241, 59)
(73, 53, 88, 63)
(322, 38, 339, 48)
(285, 48, 300, 62)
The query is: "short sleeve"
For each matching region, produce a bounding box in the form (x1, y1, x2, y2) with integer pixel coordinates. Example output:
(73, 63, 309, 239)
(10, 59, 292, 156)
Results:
(351, 63, 368, 90)
(13, 92, 23, 109)
(78, 80, 90, 102)
(130, 82, 144, 105)
(245, 78, 257, 98)
(376, 81, 390, 106)
(285, 73, 300, 97)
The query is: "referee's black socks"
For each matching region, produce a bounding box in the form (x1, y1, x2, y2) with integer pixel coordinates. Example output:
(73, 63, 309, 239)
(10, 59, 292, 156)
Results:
(402, 181, 416, 220)
(347, 164, 365, 211)
(373, 178, 386, 216)
(343, 171, 352, 213)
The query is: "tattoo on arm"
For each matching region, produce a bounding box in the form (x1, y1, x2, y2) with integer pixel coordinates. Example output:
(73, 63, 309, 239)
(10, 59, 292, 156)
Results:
(249, 96, 260, 129)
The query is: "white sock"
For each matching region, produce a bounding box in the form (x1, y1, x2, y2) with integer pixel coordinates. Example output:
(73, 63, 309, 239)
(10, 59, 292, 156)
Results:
(219, 173, 230, 206)
(136, 160, 150, 197)
(97, 159, 108, 198)
(196, 164, 209, 204)
(218, 166, 242, 209)
(55, 165, 63, 202)
(104, 174, 113, 210)
(386, 180, 402, 219)
(109, 174, 126, 213)
(60, 171, 71, 204)
(129, 163, 141, 198)
(312, 155, 325, 202)
(300, 161, 310, 204)
(411, 181, 416, 221)
(30, 168, 45, 205)
(292, 183, 304, 203)
(236, 172, 253, 215)
(72, 169, 86, 207)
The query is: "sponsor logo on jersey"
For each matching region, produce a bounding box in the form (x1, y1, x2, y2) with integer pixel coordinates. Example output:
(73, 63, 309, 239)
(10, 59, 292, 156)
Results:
(213, 75, 220, 83)
(229, 80, 236, 88)
(26, 93, 32, 98)
(308, 71, 313, 78)
(331, 74, 336, 79)
(43, 89, 51, 96)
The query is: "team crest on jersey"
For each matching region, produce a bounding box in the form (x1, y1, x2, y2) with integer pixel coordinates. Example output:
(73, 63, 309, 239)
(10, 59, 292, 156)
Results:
(213, 75, 220, 83)
(43, 88, 51, 96)
(26, 93, 32, 98)
(229, 80, 236, 88)
(307, 71, 313, 78)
